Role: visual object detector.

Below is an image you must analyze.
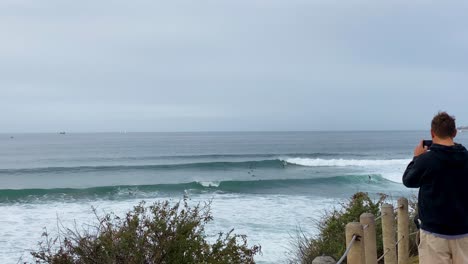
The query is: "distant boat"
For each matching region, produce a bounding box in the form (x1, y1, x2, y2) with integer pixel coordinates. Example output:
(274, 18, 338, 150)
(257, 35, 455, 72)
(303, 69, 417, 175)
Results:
(59, 132, 66, 135)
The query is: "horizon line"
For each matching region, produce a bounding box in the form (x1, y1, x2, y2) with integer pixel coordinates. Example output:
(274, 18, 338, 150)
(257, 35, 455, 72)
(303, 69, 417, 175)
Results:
(0, 129, 429, 134)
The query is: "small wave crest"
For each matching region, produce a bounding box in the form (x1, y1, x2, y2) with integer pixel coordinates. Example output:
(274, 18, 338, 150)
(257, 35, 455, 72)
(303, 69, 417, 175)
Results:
(0, 158, 411, 175)
(198, 181, 221, 188)
(0, 160, 284, 175)
(0, 175, 389, 203)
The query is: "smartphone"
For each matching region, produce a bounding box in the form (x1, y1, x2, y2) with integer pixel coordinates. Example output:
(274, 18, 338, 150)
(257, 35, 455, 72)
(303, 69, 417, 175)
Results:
(422, 140, 433, 148)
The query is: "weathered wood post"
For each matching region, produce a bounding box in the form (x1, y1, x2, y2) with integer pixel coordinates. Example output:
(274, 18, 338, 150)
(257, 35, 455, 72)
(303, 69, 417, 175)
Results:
(345, 222, 365, 264)
(398, 198, 409, 264)
(360, 213, 377, 264)
(381, 203, 397, 264)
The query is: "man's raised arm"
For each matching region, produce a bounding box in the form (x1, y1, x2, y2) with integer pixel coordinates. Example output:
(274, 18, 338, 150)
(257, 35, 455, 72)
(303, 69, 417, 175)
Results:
(402, 141, 428, 188)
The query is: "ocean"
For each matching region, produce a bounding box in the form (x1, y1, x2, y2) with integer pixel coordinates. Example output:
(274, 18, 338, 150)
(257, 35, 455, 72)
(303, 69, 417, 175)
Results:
(1, 131, 467, 263)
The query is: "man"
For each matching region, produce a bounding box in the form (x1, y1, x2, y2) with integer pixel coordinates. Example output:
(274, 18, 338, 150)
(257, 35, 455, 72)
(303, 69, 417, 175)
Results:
(403, 112, 468, 264)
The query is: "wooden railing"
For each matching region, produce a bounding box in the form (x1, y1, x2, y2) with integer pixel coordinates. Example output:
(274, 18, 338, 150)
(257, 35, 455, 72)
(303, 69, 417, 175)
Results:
(333, 197, 413, 264)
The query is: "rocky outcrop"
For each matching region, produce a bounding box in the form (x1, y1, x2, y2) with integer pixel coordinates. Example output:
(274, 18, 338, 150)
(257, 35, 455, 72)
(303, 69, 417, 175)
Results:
(312, 256, 336, 264)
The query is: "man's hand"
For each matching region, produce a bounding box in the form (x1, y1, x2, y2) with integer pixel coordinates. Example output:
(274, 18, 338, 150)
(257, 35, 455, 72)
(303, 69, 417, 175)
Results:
(414, 141, 428, 157)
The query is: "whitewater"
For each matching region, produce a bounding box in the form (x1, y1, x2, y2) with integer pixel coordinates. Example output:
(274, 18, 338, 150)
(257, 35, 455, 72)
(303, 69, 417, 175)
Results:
(1, 131, 466, 263)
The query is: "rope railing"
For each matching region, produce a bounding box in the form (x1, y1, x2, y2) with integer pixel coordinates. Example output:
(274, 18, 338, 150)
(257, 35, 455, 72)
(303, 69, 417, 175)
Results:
(394, 204, 404, 212)
(376, 233, 406, 261)
(395, 235, 405, 246)
(374, 213, 385, 221)
(336, 234, 357, 264)
(362, 213, 382, 231)
(377, 248, 390, 262)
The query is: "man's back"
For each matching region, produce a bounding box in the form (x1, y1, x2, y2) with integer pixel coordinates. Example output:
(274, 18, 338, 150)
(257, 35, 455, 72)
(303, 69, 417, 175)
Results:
(403, 143, 468, 235)
(403, 112, 468, 263)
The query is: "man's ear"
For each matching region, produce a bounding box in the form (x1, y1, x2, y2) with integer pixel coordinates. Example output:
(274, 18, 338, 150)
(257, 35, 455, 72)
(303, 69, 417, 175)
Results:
(453, 129, 458, 139)
(431, 130, 435, 139)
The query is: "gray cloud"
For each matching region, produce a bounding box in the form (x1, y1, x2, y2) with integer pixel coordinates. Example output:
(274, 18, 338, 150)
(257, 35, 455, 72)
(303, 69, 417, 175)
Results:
(1, 0, 467, 132)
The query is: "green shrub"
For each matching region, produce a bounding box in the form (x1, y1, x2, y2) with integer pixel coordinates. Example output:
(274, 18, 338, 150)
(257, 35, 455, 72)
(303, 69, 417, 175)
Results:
(289, 192, 419, 263)
(30, 199, 261, 264)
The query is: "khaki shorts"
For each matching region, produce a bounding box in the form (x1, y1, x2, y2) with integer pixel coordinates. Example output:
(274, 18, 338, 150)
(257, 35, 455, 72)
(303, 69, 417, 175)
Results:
(419, 230, 468, 264)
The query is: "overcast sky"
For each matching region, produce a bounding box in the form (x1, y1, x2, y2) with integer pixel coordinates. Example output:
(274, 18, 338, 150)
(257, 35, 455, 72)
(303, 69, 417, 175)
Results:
(1, 0, 467, 132)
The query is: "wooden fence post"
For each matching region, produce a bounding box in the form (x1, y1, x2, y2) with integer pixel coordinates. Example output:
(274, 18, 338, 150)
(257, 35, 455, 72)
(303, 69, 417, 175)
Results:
(398, 198, 409, 264)
(360, 213, 377, 264)
(381, 203, 397, 264)
(345, 222, 364, 264)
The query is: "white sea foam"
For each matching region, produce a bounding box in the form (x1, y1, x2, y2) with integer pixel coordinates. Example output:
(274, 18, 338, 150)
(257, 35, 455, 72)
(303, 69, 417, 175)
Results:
(284, 158, 410, 167)
(283, 158, 411, 183)
(0, 193, 335, 264)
